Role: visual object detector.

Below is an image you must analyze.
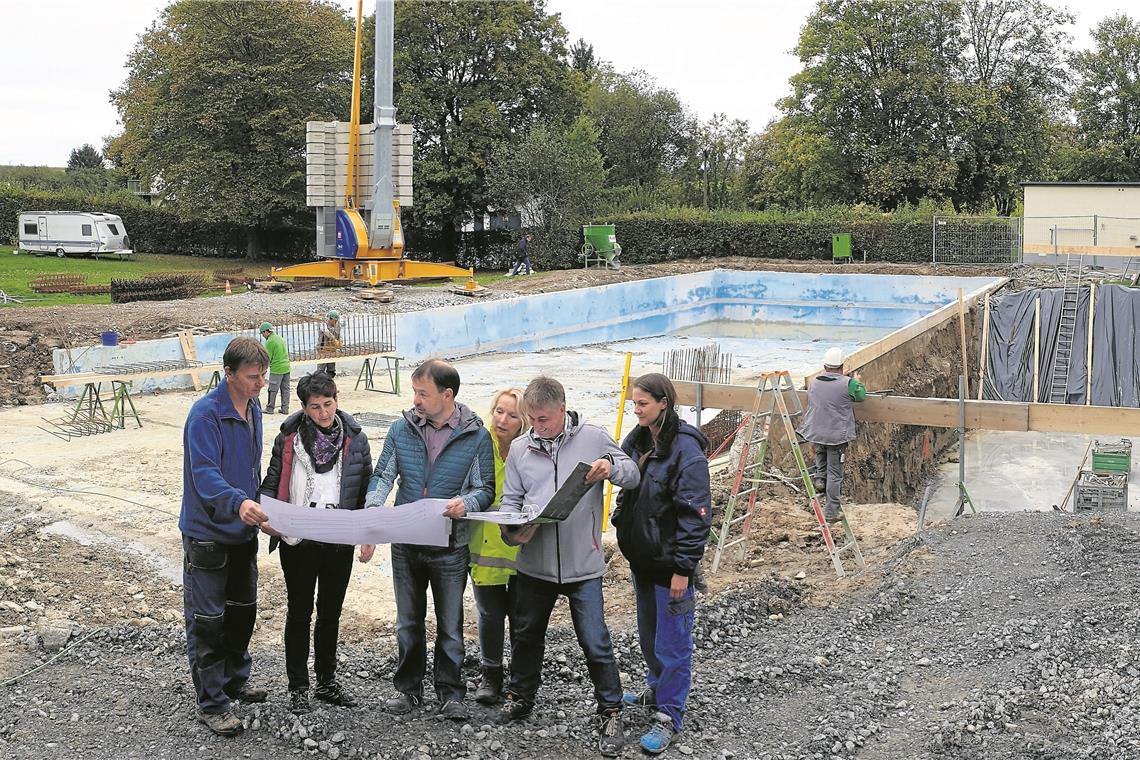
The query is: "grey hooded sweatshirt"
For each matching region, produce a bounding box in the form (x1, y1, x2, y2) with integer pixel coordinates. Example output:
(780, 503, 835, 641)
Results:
(499, 412, 640, 584)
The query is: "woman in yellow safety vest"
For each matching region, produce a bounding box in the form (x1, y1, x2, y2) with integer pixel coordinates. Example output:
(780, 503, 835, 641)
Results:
(469, 387, 528, 705)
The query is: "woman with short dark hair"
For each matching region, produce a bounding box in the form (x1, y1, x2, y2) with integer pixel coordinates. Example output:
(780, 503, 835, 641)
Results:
(611, 373, 712, 754)
(259, 372, 373, 714)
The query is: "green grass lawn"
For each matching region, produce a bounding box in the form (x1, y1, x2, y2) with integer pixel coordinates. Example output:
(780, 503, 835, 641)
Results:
(0, 245, 517, 306)
(0, 246, 271, 307)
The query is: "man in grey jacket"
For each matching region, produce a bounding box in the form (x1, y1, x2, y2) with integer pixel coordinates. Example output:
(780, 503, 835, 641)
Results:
(495, 376, 639, 758)
(798, 347, 866, 521)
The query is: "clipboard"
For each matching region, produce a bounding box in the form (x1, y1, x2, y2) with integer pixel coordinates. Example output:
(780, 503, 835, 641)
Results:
(528, 461, 594, 523)
(460, 461, 595, 525)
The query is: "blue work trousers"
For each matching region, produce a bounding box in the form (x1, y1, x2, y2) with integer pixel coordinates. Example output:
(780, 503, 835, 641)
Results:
(182, 534, 258, 714)
(632, 570, 696, 731)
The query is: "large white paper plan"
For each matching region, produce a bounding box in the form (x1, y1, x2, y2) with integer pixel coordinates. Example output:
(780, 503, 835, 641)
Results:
(260, 495, 450, 547)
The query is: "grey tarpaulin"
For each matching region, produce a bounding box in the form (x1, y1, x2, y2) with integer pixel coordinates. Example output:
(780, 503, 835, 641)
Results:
(981, 285, 1140, 406)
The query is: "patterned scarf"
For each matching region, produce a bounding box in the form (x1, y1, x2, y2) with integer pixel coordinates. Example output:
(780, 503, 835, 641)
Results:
(299, 413, 344, 474)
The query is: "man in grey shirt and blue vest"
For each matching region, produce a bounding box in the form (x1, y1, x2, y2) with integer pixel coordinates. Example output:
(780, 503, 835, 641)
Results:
(363, 359, 495, 722)
(798, 347, 866, 521)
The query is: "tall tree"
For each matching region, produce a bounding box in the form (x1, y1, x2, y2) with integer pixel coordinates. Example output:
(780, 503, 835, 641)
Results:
(584, 68, 694, 190)
(952, 0, 1073, 214)
(108, 0, 354, 257)
(1069, 14, 1140, 181)
(570, 38, 597, 78)
(741, 116, 851, 210)
(66, 144, 105, 170)
(486, 116, 606, 265)
(392, 0, 582, 254)
(696, 114, 750, 210)
(785, 0, 963, 210)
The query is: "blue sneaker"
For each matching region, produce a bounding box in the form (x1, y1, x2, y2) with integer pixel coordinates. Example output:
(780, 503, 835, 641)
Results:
(622, 687, 656, 707)
(639, 721, 675, 754)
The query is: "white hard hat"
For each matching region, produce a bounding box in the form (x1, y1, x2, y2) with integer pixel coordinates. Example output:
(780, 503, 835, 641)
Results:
(823, 347, 845, 367)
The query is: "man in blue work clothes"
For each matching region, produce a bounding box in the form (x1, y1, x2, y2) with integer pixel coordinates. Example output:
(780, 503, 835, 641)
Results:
(180, 337, 274, 736)
(363, 359, 495, 722)
(798, 346, 866, 522)
(509, 233, 534, 276)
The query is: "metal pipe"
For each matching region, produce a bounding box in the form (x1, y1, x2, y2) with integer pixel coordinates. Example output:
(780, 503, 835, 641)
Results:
(695, 382, 703, 428)
(958, 374, 965, 491)
(370, 0, 396, 249)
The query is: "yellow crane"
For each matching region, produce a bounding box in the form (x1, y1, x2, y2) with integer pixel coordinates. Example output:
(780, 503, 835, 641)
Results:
(272, 0, 477, 288)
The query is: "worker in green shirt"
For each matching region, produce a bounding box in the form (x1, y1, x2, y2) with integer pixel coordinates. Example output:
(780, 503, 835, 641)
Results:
(259, 322, 291, 414)
(797, 347, 866, 521)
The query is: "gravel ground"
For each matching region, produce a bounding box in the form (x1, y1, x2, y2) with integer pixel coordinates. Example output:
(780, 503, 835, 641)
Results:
(3, 489, 1139, 759)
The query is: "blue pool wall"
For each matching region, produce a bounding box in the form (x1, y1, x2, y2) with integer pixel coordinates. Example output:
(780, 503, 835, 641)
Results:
(52, 270, 1002, 395)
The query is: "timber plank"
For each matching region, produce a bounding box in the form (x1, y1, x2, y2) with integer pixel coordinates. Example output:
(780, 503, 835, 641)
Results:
(669, 379, 1139, 434)
(1028, 404, 1140, 436)
(1024, 243, 1140, 258)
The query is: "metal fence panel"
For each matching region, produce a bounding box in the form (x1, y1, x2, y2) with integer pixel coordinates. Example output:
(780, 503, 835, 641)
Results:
(932, 215, 1022, 265)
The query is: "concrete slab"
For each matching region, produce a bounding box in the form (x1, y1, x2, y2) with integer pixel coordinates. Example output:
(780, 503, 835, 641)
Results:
(924, 429, 1140, 520)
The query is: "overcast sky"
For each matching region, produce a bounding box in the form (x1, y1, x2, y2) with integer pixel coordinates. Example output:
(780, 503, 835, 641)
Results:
(0, 0, 1134, 166)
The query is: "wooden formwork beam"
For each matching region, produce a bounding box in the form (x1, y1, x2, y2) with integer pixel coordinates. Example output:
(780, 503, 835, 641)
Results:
(664, 379, 1140, 436)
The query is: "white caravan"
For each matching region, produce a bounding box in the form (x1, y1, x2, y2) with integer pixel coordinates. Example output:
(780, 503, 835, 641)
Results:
(17, 211, 133, 257)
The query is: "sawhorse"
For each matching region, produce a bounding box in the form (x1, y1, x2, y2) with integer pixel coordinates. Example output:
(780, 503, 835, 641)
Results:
(70, 380, 142, 429)
(356, 356, 402, 394)
(109, 380, 142, 429)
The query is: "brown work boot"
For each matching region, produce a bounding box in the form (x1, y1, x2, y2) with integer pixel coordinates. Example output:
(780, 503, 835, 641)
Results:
(231, 685, 268, 703)
(474, 666, 504, 705)
(197, 709, 243, 736)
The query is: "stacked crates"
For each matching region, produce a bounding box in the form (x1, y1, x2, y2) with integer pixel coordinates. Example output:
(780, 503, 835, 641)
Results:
(1074, 439, 1132, 512)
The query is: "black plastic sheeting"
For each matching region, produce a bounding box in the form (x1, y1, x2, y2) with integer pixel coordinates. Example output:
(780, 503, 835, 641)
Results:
(982, 285, 1140, 406)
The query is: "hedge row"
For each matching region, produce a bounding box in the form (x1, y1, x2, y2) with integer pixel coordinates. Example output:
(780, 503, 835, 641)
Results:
(2, 186, 1013, 267)
(414, 209, 1006, 269)
(596, 211, 909, 264)
(0, 187, 313, 260)
(596, 209, 1022, 265)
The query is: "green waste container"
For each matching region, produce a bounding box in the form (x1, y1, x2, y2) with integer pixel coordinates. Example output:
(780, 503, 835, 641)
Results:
(1092, 439, 1132, 474)
(583, 224, 621, 268)
(832, 233, 852, 263)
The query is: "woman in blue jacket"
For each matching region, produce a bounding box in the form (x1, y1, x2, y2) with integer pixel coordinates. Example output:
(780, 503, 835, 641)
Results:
(612, 373, 711, 755)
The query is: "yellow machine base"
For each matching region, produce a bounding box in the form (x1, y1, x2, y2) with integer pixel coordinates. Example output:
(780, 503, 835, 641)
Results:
(272, 258, 473, 286)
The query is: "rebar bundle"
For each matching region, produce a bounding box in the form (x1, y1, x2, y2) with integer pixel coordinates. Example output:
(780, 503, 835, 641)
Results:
(91, 359, 204, 375)
(30, 274, 86, 293)
(352, 412, 400, 432)
(38, 416, 114, 442)
(111, 273, 209, 303)
(663, 344, 733, 385)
